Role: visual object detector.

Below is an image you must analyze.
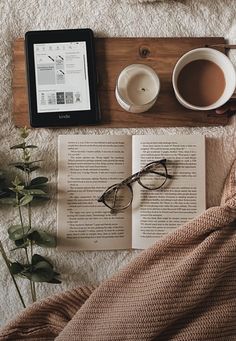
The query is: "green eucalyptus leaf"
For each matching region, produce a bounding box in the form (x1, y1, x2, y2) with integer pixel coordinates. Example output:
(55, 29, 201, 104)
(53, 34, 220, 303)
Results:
(8, 225, 30, 241)
(25, 145, 37, 149)
(30, 272, 53, 283)
(10, 143, 26, 150)
(20, 270, 31, 279)
(31, 261, 54, 282)
(29, 166, 41, 173)
(30, 177, 48, 186)
(19, 194, 33, 206)
(15, 165, 27, 172)
(10, 262, 25, 275)
(34, 260, 52, 270)
(53, 272, 60, 276)
(32, 196, 50, 203)
(30, 254, 60, 283)
(14, 238, 26, 247)
(22, 189, 46, 196)
(11, 240, 29, 250)
(10, 162, 41, 173)
(47, 277, 62, 284)
(32, 254, 44, 265)
(9, 185, 24, 193)
(21, 259, 54, 282)
(20, 127, 29, 139)
(12, 176, 21, 186)
(31, 254, 52, 266)
(29, 230, 56, 248)
(11, 163, 30, 173)
(9, 187, 16, 193)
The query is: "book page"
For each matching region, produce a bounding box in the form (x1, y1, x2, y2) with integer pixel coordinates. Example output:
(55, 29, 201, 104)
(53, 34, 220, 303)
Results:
(132, 135, 205, 249)
(57, 135, 132, 250)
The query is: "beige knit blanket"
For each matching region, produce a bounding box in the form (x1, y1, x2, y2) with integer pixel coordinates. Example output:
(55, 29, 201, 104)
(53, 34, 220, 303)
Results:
(0, 160, 236, 341)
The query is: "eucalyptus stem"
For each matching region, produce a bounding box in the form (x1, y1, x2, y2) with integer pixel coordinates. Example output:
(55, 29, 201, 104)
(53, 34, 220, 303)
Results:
(0, 240, 26, 308)
(28, 203, 36, 302)
(26, 170, 37, 302)
(17, 195, 35, 303)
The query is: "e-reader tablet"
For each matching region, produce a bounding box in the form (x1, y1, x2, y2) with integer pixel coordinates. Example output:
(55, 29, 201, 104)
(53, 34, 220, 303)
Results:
(25, 29, 100, 127)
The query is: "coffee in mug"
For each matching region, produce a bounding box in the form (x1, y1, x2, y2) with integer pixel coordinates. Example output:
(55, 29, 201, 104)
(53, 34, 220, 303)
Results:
(172, 48, 236, 111)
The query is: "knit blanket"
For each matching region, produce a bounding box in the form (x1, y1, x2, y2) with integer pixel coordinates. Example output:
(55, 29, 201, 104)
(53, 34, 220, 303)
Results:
(0, 159, 235, 340)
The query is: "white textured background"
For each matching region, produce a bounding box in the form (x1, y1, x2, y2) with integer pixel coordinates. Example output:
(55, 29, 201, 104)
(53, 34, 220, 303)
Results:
(0, 0, 236, 326)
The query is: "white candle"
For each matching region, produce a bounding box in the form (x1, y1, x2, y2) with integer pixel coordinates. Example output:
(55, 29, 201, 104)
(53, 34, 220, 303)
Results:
(115, 64, 160, 113)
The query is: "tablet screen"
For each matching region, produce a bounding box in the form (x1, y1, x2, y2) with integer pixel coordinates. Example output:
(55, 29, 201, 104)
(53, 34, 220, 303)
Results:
(33, 41, 91, 113)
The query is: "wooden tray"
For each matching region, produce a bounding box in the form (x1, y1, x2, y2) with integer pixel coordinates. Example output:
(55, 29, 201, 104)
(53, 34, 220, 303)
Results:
(12, 37, 229, 128)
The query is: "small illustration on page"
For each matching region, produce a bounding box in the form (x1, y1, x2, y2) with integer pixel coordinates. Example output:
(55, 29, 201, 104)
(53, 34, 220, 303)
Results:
(56, 92, 65, 104)
(47, 93, 56, 105)
(65, 92, 74, 104)
(56, 55, 64, 68)
(40, 93, 46, 105)
(56, 69, 65, 84)
(74, 92, 81, 102)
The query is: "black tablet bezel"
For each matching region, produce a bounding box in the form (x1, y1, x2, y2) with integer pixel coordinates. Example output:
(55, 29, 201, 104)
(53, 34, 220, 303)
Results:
(25, 29, 100, 127)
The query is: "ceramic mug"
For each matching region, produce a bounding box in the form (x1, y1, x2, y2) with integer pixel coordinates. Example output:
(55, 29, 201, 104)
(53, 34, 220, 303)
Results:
(172, 47, 236, 110)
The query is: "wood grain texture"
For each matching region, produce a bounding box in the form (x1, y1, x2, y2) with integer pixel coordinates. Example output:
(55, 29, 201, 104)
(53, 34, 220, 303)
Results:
(12, 37, 229, 128)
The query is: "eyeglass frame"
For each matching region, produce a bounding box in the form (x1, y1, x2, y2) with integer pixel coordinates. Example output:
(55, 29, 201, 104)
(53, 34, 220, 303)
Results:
(97, 158, 172, 212)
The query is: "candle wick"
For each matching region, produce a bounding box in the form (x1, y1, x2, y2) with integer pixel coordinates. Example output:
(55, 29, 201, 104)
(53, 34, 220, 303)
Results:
(141, 88, 146, 92)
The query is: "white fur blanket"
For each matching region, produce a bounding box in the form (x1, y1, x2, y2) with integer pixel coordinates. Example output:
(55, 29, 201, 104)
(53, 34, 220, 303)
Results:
(0, 0, 236, 326)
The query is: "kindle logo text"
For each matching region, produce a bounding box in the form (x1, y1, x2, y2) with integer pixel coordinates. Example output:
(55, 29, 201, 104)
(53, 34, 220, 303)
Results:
(59, 114, 71, 119)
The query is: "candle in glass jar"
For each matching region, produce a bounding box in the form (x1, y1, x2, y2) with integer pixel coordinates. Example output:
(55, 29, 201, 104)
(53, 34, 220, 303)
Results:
(115, 64, 160, 113)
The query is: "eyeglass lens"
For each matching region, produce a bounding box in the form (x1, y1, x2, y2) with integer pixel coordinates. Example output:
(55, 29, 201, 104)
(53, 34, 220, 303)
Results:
(103, 184, 133, 211)
(138, 162, 167, 190)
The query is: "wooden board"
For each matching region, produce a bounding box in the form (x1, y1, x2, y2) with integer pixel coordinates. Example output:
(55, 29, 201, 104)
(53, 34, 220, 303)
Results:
(12, 37, 230, 128)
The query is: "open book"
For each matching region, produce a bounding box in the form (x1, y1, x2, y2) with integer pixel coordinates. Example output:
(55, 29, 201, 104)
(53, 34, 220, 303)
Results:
(57, 135, 205, 250)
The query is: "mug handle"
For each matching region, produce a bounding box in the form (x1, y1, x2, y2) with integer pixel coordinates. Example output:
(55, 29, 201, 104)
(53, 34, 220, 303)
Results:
(231, 92, 236, 99)
(205, 44, 236, 50)
(215, 95, 236, 114)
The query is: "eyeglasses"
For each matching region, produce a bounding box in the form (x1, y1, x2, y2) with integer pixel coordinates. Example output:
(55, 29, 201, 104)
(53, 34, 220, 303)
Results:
(98, 159, 172, 213)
